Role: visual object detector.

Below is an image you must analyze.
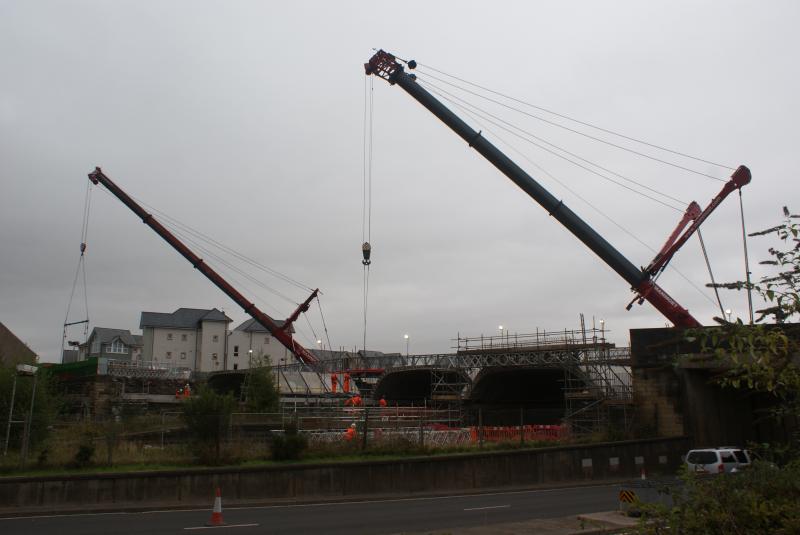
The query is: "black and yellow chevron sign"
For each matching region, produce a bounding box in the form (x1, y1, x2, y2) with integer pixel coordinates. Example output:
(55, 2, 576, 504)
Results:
(619, 489, 637, 503)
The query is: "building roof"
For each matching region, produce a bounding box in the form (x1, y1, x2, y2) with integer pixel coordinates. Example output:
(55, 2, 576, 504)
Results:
(90, 327, 143, 347)
(0, 322, 37, 366)
(233, 317, 290, 333)
(140, 308, 232, 329)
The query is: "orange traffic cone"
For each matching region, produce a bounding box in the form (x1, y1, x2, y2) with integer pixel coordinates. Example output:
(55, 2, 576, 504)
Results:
(207, 487, 225, 526)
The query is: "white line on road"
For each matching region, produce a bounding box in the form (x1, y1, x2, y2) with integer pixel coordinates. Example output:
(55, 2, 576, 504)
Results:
(463, 505, 511, 511)
(184, 523, 259, 530)
(0, 483, 619, 520)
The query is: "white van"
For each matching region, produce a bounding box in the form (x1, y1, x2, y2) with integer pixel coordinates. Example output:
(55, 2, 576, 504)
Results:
(685, 448, 741, 474)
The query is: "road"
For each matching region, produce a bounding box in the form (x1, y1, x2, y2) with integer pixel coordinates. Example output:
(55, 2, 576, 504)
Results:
(0, 483, 619, 534)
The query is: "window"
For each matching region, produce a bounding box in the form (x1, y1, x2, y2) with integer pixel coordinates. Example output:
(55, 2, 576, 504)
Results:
(180, 352, 187, 360)
(233, 345, 239, 357)
(687, 451, 718, 464)
(91, 340, 101, 354)
(167, 333, 173, 341)
(181, 334, 187, 342)
(233, 363, 238, 370)
(166, 351, 172, 359)
(212, 334, 219, 343)
(109, 340, 127, 353)
(264, 337, 270, 345)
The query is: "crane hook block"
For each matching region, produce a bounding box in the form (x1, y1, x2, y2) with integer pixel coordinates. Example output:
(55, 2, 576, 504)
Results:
(362, 242, 372, 266)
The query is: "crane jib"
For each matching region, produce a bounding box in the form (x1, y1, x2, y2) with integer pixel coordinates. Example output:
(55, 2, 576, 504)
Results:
(87, 167, 319, 366)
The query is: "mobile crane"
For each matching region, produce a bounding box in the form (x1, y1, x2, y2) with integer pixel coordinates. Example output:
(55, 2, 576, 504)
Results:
(88, 167, 320, 366)
(365, 50, 750, 328)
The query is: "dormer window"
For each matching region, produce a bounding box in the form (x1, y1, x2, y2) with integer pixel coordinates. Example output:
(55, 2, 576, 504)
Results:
(109, 340, 127, 354)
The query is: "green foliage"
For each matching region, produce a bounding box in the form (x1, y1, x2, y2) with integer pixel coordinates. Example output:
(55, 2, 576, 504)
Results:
(182, 385, 236, 464)
(270, 422, 308, 461)
(636, 461, 800, 534)
(73, 433, 96, 468)
(0, 366, 59, 451)
(710, 206, 799, 323)
(244, 361, 279, 412)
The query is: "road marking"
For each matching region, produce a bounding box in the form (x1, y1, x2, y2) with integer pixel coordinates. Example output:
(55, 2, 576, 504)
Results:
(463, 505, 510, 511)
(184, 523, 259, 530)
(0, 482, 620, 520)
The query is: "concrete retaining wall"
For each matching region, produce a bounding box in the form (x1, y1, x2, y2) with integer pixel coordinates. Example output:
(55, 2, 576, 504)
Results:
(0, 436, 688, 513)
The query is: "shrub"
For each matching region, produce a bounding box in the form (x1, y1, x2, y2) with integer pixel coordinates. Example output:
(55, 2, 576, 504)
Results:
(271, 423, 308, 461)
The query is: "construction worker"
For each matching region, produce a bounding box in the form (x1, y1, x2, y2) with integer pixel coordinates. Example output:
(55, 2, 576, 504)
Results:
(344, 396, 353, 407)
(379, 396, 387, 408)
(343, 372, 351, 393)
(183, 383, 191, 398)
(352, 394, 362, 407)
(331, 372, 338, 394)
(344, 423, 356, 441)
(175, 387, 182, 399)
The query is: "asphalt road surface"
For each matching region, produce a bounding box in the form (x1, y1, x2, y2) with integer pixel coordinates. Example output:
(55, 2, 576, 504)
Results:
(0, 483, 619, 535)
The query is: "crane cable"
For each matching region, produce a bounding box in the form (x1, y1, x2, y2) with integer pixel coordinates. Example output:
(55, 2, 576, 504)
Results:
(62, 180, 92, 361)
(696, 229, 726, 318)
(440, 87, 722, 310)
(410, 61, 734, 178)
(739, 190, 755, 324)
(361, 75, 374, 352)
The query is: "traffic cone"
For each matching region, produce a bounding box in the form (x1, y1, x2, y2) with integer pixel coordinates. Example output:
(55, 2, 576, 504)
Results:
(207, 487, 225, 526)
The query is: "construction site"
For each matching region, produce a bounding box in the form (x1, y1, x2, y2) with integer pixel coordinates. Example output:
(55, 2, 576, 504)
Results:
(42, 50, 766, 450)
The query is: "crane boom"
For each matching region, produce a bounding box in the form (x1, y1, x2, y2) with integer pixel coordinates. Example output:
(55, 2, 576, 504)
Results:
(88, 167, 319, 366)
(365, 50, 747, 328)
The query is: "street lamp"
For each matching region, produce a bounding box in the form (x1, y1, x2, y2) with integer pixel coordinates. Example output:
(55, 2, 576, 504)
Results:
(599, 319, 605, 343)
(404, 334, 409, 356)
(248, 349, 253, 369)
(5, 364, 38, 465)
(725, 309, 732, 322)
(316, 339, 322, 350)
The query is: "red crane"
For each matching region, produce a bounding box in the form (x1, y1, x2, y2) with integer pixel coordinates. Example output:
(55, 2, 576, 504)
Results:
(365, 50, 750, 328)
(88, 167, 320, 366)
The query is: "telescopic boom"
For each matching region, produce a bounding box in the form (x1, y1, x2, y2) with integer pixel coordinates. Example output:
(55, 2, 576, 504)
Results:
(365, 50, 750, 328)
(88, 167, 319, 365)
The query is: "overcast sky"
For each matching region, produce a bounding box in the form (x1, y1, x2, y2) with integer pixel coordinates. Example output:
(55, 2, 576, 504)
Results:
(1, 1, 797, 362)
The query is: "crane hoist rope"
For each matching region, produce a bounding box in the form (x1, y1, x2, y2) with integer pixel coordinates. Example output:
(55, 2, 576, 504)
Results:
(361, 75, 374, 351)
(62, 180, 92, 361)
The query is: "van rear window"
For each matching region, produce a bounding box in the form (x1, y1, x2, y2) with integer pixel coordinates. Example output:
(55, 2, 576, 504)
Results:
(733, 450, 748, 463)
(688, 451, 717, 464)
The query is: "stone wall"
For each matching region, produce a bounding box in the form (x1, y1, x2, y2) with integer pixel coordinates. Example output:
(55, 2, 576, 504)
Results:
(0, 437, 688, 514)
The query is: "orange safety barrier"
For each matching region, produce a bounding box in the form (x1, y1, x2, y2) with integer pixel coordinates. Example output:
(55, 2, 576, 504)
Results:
(468, 424, 568, 443)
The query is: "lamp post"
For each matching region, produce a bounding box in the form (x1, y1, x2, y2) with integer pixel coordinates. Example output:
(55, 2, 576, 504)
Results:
(498, 325, 505, 346)
(14, 364, 38, 467)
(248, 349, 253, 369)
(3, 373, 19, 456)
(316, 339, 322, 351)
(599, 319, 605, 344)
(725, 309, 732, 323)
(404, 334, 409, 356)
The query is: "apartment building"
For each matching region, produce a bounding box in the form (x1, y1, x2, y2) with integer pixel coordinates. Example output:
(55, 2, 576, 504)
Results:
(227, 318, 292, 370)
(77, 327, 143, 362)
(140, 308, 232, 372)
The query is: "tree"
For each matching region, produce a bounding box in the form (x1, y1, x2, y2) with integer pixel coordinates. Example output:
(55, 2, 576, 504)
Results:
(637, 208, 800, 534)
(182, 385, 236, 464)
(244, 358, 279, 413)
(690, 207, 800, 439)
(710, 206, 799, 323)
